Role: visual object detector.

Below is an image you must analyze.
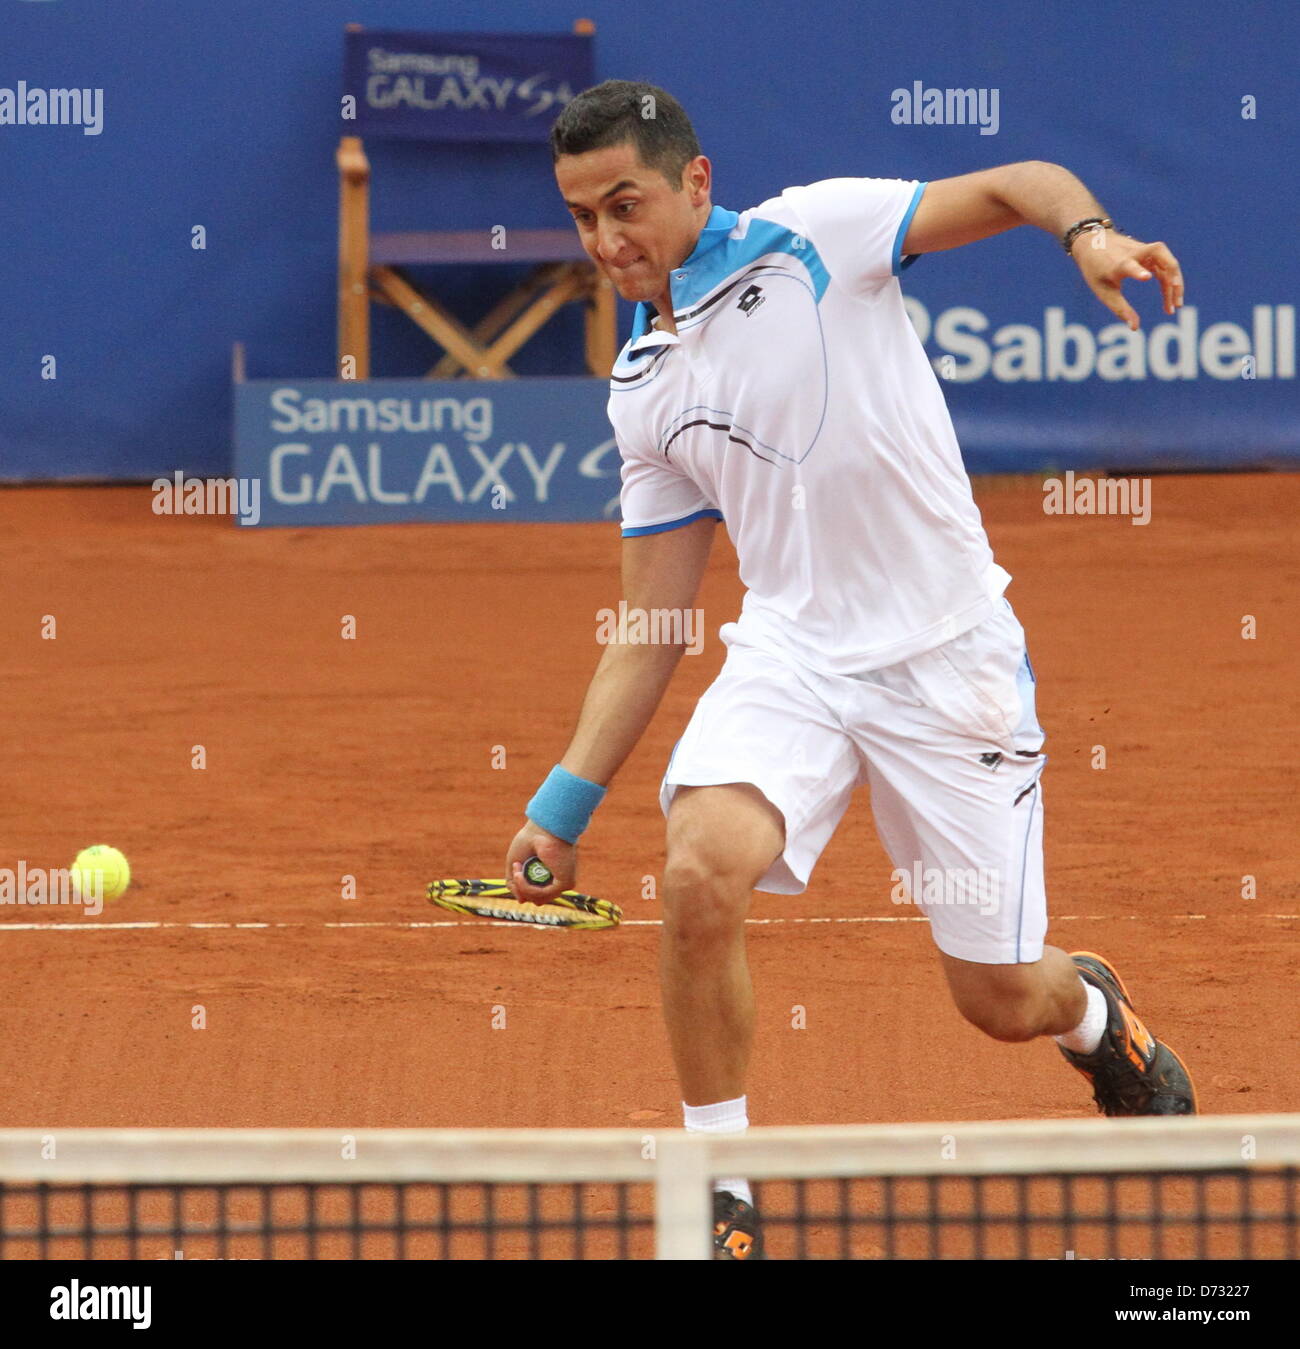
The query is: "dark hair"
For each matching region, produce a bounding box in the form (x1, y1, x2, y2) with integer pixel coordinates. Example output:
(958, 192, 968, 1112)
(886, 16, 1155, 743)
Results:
(550, 80, 701, 188)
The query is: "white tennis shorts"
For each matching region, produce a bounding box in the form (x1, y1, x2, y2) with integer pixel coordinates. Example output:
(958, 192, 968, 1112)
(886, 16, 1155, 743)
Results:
(659, 598, 1048, 965)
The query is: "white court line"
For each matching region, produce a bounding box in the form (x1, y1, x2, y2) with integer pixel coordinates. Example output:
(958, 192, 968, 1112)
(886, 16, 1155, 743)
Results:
(0, 914, 1295, 933)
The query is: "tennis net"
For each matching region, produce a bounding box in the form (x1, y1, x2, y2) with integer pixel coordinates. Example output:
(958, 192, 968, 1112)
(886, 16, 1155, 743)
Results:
(1, 1116, 1296, 1260)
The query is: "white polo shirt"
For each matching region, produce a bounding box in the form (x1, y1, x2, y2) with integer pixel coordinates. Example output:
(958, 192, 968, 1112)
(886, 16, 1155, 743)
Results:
(608, 177, 1012, 675)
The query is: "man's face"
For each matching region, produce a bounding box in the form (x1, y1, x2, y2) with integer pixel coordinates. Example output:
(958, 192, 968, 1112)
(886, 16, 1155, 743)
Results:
(556, 140, 711, 305)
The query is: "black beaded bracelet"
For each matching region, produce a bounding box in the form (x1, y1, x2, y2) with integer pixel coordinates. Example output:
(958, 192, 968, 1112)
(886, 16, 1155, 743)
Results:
(1061, 216, 1114, 254)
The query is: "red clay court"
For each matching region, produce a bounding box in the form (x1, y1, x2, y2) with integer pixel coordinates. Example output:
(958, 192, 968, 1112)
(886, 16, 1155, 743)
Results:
(1, 471, 1296, 1136)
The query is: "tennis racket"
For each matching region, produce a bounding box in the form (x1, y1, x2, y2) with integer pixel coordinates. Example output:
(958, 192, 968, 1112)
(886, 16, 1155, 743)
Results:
(426, 857, 621, 930)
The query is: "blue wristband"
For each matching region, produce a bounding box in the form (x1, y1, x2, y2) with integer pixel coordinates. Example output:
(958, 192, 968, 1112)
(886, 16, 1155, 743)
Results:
(525, 765, 607, 845)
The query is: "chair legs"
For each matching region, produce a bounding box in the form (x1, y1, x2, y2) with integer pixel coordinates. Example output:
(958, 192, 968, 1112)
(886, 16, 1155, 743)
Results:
(585, 269, 617, 378)
(336, 136, 371, 379)
(426, 265, 564, 378)
(372, 261, 611, 380)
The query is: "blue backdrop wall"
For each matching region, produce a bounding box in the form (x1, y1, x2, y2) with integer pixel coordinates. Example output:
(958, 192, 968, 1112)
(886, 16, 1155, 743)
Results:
(2, 0, 1296, 480)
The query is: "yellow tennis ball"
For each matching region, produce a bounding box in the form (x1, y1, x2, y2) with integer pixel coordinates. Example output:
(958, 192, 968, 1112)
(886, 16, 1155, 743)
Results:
(71, 845, 131, 902)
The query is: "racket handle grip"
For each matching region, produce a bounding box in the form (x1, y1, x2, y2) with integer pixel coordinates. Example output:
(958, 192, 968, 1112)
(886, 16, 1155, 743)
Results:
(521, 855, 554, 887)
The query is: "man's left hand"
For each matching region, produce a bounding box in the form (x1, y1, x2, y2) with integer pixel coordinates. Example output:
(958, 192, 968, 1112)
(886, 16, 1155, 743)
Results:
(1072, 229, 1185, 331)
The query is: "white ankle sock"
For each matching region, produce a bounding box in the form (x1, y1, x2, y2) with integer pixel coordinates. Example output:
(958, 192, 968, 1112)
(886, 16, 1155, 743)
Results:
(683, 1096, 752, 1205)
(1054, 980, 1108, 1055)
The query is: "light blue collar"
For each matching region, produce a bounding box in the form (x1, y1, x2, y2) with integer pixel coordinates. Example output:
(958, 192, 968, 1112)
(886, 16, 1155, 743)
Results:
(630, 204, 740, 343)
(682, 202, 741, 265)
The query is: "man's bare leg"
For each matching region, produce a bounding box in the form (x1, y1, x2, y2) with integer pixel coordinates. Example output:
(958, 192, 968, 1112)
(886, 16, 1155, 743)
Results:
(940, 947, 1087, 1042)
(660, 782, 785, 1104)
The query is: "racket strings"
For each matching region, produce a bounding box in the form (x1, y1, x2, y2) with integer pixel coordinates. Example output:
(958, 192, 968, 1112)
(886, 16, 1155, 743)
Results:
(426, 879, 622, 929)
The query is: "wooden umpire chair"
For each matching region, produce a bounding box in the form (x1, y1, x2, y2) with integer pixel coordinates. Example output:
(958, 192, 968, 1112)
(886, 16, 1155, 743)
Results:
(336, 19, 615, 381)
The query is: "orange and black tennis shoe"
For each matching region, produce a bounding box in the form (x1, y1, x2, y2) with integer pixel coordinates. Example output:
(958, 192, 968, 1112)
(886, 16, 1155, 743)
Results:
(713, 1190, 764, 1260)
(1060, 951, 1197, 1116)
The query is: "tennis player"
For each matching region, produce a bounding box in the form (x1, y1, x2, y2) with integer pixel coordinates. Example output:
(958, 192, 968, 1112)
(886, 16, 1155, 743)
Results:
(505, 80, 1196, 1259)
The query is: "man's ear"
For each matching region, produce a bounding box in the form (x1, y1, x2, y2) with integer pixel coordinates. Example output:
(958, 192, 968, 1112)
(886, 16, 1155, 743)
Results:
(685, 154, 712, 201)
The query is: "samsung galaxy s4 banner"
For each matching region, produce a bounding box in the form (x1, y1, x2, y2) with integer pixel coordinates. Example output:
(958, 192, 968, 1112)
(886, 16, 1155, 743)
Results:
(343, 29, 592, 142)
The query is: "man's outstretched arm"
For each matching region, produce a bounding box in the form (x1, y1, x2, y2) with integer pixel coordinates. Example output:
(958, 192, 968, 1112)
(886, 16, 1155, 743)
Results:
(504, 514, 718, 898)
(901, 160, 1185, 331)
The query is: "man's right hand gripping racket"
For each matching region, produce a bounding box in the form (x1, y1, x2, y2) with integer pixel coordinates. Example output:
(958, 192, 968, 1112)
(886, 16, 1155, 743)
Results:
(426, 857, 621, 930)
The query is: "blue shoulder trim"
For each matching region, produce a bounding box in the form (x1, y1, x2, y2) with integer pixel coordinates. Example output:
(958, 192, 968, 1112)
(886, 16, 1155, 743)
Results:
(620, 508, 723, 537)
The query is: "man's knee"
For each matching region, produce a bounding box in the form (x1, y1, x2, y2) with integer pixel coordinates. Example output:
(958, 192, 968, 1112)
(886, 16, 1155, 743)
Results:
(943, 956, 1051, 1042)
(662, 846, 758, 941)
(943, 948, 1086, 1042)
(664, 784, 783, 890)
(662, 785, 784, 949)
